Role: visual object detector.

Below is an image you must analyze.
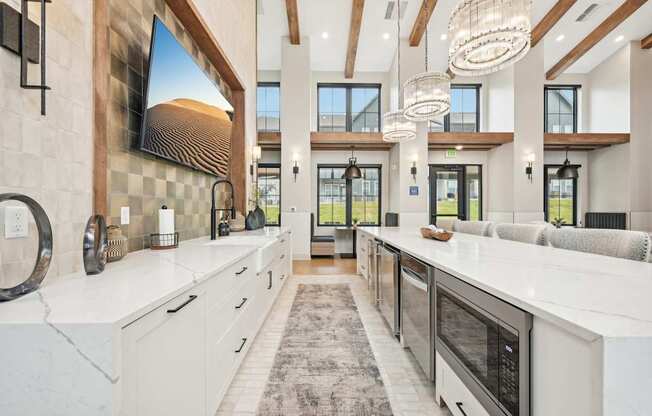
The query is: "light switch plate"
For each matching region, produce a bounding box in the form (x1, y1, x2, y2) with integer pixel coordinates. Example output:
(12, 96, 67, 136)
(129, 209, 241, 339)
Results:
(4, 206, 29, 239)
(121, 206, 130, 225)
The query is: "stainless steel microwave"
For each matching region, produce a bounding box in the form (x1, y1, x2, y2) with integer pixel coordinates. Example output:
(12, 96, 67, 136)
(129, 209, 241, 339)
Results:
(435, 270, 532, 416)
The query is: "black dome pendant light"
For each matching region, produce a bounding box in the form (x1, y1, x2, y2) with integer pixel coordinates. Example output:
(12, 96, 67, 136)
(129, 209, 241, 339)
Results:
(557, 148, 579, 179)
(342, 147, 362, 180)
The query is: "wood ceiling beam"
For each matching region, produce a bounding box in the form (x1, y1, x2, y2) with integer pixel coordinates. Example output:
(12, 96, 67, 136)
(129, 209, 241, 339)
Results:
(544, 133, 630, 146)
(409, 0, 438, 47)
(546, 0, 648, 80)
(285, 0, 300, 45)
(531, 0, 577, 48)
(345, 0, 365, 79)
(642, 33, 652, 49)
(428, 132, 514, 146)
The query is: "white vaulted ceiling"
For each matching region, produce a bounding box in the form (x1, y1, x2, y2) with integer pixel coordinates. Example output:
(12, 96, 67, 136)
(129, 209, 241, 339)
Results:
(257, 0, 652, 75)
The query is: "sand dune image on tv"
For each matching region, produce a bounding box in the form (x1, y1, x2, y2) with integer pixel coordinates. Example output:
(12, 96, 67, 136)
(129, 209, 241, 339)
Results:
(142, 98, 232, 177)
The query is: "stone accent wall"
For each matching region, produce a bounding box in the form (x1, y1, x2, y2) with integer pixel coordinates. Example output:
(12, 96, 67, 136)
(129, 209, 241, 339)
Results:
(106, 0, 232, 251)
(0, 0, 93, 287)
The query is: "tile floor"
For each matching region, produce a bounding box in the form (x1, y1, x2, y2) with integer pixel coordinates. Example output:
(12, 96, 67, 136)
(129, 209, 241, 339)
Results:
(216, 274, 452, 416)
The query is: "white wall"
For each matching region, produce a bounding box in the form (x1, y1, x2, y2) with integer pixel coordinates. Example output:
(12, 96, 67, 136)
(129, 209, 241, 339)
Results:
(588, 144, 630, 213)
(486, 144, 514, 222)
(589, 45, 630, 133)
(388, 144, 400, 213)
(486, 67, 515, 132)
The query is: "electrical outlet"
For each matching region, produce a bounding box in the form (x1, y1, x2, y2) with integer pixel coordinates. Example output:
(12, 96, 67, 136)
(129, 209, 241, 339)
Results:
(121, 206, 130, 225)
(4, 206, 29, 239)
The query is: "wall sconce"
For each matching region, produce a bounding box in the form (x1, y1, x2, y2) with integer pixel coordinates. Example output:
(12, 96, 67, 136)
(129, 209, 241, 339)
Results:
(410, 162, 417, 182)
(292, 153, 300, 182)
(525, 153, 535, 182)
(250, 145, 261, 176)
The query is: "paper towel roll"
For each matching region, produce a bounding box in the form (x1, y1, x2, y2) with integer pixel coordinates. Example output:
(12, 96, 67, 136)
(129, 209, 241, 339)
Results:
(158, 207, 175, 235)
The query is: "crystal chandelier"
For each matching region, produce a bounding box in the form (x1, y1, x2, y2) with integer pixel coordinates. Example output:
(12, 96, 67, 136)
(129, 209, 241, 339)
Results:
(448, 0, 532, 76)
(404, 26, 451, 121)
(382, 0, 416, 142)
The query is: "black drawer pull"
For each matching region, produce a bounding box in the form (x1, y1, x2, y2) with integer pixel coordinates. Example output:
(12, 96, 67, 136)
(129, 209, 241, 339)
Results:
(280, 274, 285, 280)
(235, 266, 248, 275)
(455, 402, 468, 416)
(235, 338, 247, 353)
(166, 295, 197, 313)
(280, 239, 286, 243)
(268, 270, 272, 290)
(280, 254, 285, 259)
(235, 297, 248, 309)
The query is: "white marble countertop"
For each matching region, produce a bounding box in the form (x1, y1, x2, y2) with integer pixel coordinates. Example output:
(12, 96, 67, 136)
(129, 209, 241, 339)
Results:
(360, 227, 652, 340)
(0, 228, 290, 328)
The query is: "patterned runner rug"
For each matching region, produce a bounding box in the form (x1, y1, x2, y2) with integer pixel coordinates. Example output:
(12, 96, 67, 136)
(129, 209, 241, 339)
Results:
(256, 284, 393, 416)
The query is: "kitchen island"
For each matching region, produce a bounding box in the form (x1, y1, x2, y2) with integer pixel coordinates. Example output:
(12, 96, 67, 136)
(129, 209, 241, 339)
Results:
(359, 226, 652, 416)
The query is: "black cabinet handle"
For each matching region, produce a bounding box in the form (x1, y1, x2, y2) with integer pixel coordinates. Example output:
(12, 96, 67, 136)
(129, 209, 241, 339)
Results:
(235, 337, 247, 353)
(268, 270, 272, 290)
(166, 295, 197, 313)
(235, 266, 247, 275)
(280, 239, 286, 243)
(235, 297, 248, 309)
(280, 254, 285, 260)
(280, 274, 285, 280)
(455, 402, 468, 416)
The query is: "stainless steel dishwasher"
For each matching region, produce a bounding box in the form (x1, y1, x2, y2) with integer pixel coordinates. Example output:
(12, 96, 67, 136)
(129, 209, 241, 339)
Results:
(377, 243, 400, 338)
(400, 252, 434, 381)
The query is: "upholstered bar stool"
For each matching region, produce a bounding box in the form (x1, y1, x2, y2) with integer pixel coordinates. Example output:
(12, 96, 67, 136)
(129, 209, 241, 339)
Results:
(452, 220, 494, 237)
(549, 228, 651, 262)
(495, 223, 549, 246)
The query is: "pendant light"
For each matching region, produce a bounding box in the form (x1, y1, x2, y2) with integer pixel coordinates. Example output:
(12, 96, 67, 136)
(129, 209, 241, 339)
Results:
(448, 0, 532, 76)
(557, 149, 579, 179)
(403, 26, 451, 121)
(342, 147, 362, 180)
(382, 1, 416, 142)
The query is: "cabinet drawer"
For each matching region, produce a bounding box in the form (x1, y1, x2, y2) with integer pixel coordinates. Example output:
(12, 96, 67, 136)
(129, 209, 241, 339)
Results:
(206, 274, 258, 346)
(437, 353, 490, 416)
(202, 257, 254, 306)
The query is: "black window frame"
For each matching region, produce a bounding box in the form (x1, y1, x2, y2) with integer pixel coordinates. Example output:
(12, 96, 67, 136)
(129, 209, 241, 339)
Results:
(544, 85, 579, 134)
(257, 82, 281, 132)
(428, 164, 483, 224)
(317, 164, 382, 227)
(317, 83, 382, 133)
(430, 84, 481, 133)
(543, 164, 579, 226)
(257, 162, 281, 226)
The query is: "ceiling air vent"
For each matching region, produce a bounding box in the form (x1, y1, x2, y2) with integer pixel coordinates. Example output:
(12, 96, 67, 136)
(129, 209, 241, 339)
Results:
(384, 1, 408, 20)
(576, 3, 599, 22)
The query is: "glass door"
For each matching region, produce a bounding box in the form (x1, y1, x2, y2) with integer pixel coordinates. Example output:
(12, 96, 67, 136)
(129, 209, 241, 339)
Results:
(429, 165, 465, 225)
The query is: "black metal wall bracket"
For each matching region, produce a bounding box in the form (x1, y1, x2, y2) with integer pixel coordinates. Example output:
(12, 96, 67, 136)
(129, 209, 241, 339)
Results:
(21, 0, 51, 116)
(0, 1, 51, 116)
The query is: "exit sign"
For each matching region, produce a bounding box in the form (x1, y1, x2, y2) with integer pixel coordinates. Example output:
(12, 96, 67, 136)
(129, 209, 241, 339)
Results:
(445, 149, 457, 159)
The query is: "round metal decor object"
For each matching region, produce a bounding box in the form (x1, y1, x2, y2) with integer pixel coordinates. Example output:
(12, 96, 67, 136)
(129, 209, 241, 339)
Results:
(0, 193, 53, 302)
(83, 215, 108, 275)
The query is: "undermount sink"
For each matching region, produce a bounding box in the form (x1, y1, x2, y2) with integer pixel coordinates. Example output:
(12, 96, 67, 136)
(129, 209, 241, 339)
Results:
(205, 236, 279, 273)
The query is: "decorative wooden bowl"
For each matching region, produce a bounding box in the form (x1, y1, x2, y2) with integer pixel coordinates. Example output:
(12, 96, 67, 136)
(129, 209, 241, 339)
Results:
(420, 227, 454, 242)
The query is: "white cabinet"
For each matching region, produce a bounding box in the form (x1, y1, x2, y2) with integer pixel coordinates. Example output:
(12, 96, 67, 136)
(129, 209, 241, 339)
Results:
(357, 231, 370, 279)
(121, 231, 293, 416)
(122, 290, 207, 416)
(436, 352, 490, 416)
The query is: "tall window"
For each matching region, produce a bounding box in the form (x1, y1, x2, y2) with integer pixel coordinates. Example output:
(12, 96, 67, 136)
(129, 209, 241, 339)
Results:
(257, 163, 281, 226)
(318, 84, 381, 132)
(318, 165, 381, 226)
(544, 86, 578, 133)
(257, 83, 280, 131)
(544, 165, 577, 226)
(430, 84, 480, 133)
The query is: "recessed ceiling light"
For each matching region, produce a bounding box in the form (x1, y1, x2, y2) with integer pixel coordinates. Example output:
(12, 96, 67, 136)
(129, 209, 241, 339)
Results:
(321, 32, 329, 39)
(440, 33, 448, 41)
(455, 145, 464, 151)
(382, 33, 390, 40)
(614, 35, 624, 42)
(555, 34, 565, 42)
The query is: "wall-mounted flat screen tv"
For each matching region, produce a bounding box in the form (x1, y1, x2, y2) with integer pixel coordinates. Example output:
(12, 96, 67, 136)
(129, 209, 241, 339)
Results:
(138, 16, 234, 177)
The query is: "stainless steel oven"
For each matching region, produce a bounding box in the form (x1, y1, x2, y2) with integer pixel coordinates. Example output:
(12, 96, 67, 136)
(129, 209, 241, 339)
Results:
(435, 270, 532, 416)
(400, 253, 434, 381)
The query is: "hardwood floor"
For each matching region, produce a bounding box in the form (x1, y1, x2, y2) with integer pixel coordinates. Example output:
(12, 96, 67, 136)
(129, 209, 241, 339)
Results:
(292, 257, 358, 275)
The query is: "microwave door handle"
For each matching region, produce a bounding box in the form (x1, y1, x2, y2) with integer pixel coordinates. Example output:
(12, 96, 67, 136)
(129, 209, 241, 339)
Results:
(402, 270, 428, 292)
